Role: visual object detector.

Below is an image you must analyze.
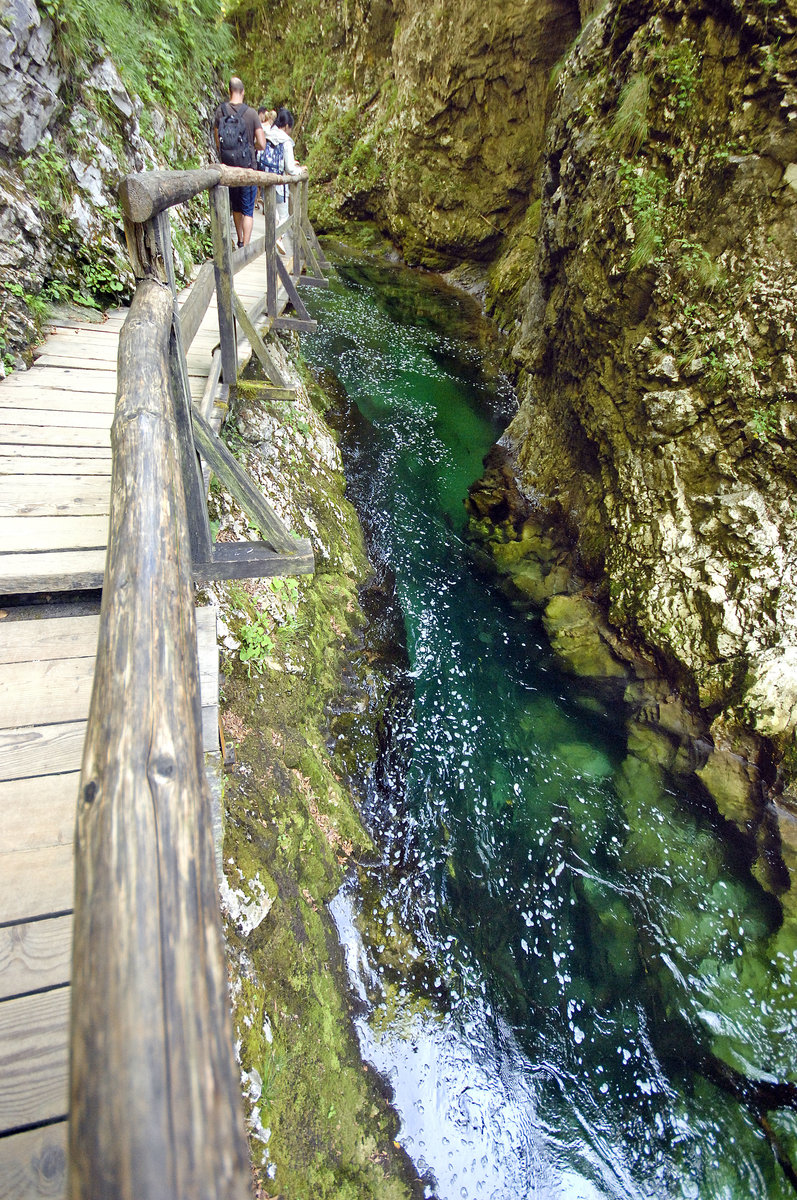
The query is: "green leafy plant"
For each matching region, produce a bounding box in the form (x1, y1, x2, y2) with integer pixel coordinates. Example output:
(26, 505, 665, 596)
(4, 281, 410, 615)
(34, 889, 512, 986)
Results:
(664, 40, 699, 113)
(238, 612, 276, 676)
(751, 406, 779, 442)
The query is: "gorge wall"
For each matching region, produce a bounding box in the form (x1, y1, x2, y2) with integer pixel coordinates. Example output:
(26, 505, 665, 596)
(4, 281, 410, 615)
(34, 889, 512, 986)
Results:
(241, 0, 797, 913)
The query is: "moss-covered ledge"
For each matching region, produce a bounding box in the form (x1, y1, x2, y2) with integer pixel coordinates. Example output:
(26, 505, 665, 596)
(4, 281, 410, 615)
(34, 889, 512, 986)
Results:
(199, 342, 422, 1199)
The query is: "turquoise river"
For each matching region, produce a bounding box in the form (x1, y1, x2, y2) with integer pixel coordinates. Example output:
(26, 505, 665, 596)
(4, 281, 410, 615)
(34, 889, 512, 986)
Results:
(301, 249, 797, 1200)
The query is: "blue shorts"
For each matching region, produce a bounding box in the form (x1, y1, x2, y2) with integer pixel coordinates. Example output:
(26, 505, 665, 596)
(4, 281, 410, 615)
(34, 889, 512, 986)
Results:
(229, 185, 257, 217)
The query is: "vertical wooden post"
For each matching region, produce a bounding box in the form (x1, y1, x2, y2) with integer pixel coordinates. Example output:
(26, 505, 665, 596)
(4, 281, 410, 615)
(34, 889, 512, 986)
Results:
(291, 180, 302, 278)
(209, 186, 237, 389)
(264, 185, 277, 318)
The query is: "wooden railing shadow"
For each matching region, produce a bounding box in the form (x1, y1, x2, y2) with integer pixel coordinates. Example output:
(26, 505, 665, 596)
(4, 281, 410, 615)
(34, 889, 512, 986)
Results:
(69, 164, 330, 1198)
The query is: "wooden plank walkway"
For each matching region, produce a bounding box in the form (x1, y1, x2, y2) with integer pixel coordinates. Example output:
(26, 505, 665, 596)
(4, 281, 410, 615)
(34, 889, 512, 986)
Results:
(0, 241, 275, 596)
(0, 606, 219, 1198)
(0, 217, 284, 1195)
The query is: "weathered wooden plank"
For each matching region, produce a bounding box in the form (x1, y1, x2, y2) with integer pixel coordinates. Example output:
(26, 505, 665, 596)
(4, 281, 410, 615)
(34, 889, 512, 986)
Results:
(33, 340, 118, 363)
(202, 540, 315, 580)
(0, 844, 74, 921)
(0, 915, 73, 1001)
(0, 550, 106, 594)
(0, 425, 111, 448)
(0, 1119, 67, 1199)
(178, 260, 216, 351)
(69, 276, 249, 1200)
(0, 367, 117, 392)
(0, 615, 99, 664)
(0, 477, 111, 518)
(0, 455, 113, 476)
(0, 721, 86, 782)
(0, 773, 79, 852)
(0, 842, 74, 925)
(0, 388, 115, 412)
(0, 657, 96, 728)
(0, 987, 69, 1132)
(28, 355, 120, 373)
(1, 443, 112, 460)
(0, 408, 111, 430)
(0, 515, 108, 553)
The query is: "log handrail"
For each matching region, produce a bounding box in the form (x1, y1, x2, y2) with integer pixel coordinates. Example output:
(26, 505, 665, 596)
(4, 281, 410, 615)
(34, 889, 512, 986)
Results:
(69, 162, 324, 1197)
(120, 162, 309, 223)
(69, 278, 250, 1200)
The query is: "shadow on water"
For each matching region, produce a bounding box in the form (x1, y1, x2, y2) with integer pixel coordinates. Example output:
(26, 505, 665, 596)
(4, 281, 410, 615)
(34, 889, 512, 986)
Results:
(300, 247, 797, 1200)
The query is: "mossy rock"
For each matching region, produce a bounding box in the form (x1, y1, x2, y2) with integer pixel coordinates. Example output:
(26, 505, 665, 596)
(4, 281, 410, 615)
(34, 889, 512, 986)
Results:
(542, 594, 628, 679)
(696, 748, 762, 832)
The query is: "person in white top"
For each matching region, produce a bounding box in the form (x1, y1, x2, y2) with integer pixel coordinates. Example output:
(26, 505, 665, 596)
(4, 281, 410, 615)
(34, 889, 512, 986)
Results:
(265, 108, 302, 258)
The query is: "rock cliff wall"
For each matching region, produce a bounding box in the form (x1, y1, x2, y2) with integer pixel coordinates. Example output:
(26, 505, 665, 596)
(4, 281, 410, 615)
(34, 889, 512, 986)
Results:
(466, 0, 797, 912)
(243, 0, 797, 909)
(0, 0, 225, 363)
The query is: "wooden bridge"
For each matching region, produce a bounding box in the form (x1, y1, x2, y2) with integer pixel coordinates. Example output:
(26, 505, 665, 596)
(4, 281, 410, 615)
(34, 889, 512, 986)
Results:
(0, 163, 329, 1199)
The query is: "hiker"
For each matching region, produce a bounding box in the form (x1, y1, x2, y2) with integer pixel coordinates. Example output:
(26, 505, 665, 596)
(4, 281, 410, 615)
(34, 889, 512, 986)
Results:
(213, 76, 265, 248)
(263, 108, 302, 258)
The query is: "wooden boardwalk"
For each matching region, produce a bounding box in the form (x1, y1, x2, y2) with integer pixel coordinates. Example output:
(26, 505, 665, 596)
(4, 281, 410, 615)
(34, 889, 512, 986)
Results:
(0, 239, 278, 1196)
(0, 250, 274, 596)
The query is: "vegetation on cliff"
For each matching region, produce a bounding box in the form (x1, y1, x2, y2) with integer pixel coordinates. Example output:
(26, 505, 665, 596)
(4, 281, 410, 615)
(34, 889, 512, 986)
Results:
(0, 0, 230, 362)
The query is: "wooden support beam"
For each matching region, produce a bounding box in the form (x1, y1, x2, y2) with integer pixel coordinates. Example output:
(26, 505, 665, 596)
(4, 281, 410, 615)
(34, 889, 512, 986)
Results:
(275, 255, 313, 324)
(300, 227, 327, 285)
(238, 385, 296, 402)
(302, 213, 330, 269)
(200, 541, 314, 580)
(119, 167, 222, 223)
(264, 188, 277, 319)
(295, 276, 329, 289)
(199, 348, 224, 423)
(291, 180, 303, 278)
(178, 260, 216, 351)
(191, 409, 300, 555)
(209, 187, 238, 389)
(70, 277, 250, 1200)
(272, 316, 318, 333)
(230, 236, 266, 276)
(232, 292, 289, 390)
(169, 313, 214, 566)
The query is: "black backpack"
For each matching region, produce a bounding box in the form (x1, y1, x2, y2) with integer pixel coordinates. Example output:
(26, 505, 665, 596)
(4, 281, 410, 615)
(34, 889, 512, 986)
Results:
(218, 103, 254, 169)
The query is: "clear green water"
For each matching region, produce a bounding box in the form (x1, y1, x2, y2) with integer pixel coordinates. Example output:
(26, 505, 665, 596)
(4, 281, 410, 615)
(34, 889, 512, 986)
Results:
(302, 251, 797, 1199)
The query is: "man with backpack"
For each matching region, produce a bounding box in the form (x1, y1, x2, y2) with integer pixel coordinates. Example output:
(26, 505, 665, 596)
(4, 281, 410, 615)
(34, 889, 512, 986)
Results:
(213, 77, 266, 248)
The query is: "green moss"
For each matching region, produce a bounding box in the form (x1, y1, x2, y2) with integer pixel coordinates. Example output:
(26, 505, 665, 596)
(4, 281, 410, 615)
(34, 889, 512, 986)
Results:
(217, 369, 416, 1198)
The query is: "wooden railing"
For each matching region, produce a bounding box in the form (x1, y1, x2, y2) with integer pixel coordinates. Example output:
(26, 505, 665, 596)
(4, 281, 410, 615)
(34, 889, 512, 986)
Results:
(68, 163, 329, 1198)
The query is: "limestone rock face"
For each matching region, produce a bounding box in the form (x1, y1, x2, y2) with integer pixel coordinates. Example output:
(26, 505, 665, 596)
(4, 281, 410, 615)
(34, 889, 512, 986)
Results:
(485, 0, 797, 750)
(313, 0, 581, 266)
(0, 3, 217, 357)
(0, 0, 63, 154)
